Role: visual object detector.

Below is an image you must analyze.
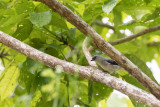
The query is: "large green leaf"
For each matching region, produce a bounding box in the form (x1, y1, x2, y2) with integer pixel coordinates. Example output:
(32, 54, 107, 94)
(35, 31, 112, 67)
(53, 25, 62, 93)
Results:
(0, 66, 20, 101)
(13, 19, 33, 41)
(93, 82, 113, 102)
(30, 89, 42, 106)
(15, 1, 35, 14)
(122, 74, 146, 91)
(0, 14, 27, 27)
(115, 41, 137, 53)
(0, 14, 27, 34)
(29, 11, 52, 27)
(125, 54, 158, 84)
(50, 12, 68, 30)
(83, 3, 103, 23)
(102, 0, 120, 15)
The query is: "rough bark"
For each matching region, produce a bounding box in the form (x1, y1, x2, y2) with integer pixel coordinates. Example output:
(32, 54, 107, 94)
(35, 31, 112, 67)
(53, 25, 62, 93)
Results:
(37, 0, 160, 100)
(0, 31, 160, 106)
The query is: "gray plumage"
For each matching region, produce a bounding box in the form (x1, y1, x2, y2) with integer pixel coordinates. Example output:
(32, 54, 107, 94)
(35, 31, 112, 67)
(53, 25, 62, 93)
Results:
(91, 55, 121, 73)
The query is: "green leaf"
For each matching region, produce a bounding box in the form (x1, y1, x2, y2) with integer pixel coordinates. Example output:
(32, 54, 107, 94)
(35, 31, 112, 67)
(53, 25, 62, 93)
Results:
(15, 1, 35, 14)
(0, 8, 15, 15)
(30, 89, 42, 106)
(144, 0, 152, 4)
(0, 1, 7, 9)
(122, 74, 146, 91)
(14, 85, 26, 96)
(0, 14, 27, 27)
(13, 53, 27, 65)
(66, 28, 77, 41)
(0, 97, 14, 107)
(29, 11, 52, 27)
(141, 8, 160, 22)
(130, 97, 149, 107)
(113, 8, 122, 27)
(88, 81, 93, 103)
(34, 3, 51, 12)
(50, 12, 68, 29)
(59, 28, 77, 44)
(115, 42, 137, 53)
(102, 0, 119, 15)
(0, 14, 27, 34)
(125, 54, 158, 84)
(0, 66, 20, 100)
(13, 19, 33, 41)
(77, 81, 98, 106)
(134, 40, 156, 62)
(83, 3, 103, 23)
(93, 82, 113, 102)
(18, 59, 43, 93)
(26, 58, 43, 74)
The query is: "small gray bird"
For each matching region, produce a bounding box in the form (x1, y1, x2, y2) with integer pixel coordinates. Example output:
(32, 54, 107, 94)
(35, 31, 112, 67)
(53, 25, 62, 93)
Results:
(91, 55, 122, 73)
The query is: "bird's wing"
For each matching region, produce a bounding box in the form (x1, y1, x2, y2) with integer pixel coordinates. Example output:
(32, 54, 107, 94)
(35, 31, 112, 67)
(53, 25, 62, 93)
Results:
(104, 59, 118, 65)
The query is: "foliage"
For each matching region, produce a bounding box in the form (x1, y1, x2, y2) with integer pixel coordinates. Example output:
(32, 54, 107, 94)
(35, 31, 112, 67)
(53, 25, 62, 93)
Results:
(0, 0, 160, 106)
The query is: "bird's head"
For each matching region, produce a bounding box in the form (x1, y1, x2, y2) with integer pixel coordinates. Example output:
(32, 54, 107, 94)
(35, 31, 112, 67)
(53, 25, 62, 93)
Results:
(91, 55, 103, 62)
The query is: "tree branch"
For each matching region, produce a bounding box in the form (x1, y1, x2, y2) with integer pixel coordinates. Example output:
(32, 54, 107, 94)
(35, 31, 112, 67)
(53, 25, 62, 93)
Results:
(0, 31, 160, 106)
(92, 20, 115, 31)
(147, 42, 160, 46)
(82, 37, 97, 67)
(110, 25, 160, 45)
(37, 0, 160, 99)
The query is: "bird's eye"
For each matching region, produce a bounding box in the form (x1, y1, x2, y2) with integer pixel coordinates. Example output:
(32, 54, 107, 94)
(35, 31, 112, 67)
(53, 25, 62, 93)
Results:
(93, 56, 97, 60)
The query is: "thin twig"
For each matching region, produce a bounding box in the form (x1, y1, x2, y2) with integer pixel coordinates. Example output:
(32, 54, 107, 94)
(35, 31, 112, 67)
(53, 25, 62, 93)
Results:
(147, 42, 160, 46)
(92, 20, 115, 31)
(82, 37, 97, 67)
(110, 25, 160, 45)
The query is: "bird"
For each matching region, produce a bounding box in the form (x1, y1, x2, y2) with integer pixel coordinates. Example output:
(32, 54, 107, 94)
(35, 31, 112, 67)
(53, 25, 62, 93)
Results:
(91, 55, 122, 73)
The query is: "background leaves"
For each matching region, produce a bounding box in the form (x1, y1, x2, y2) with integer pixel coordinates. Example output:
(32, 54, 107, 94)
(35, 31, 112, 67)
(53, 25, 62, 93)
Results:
(0, 0, 160, 106)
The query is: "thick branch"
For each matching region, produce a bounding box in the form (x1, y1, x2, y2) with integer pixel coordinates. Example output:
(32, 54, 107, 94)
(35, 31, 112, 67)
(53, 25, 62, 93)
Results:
(0, 31, 160, 106)
(37, 0, 160, 100)
(110, 25, 160, 45)
(92, 20, 115, 31)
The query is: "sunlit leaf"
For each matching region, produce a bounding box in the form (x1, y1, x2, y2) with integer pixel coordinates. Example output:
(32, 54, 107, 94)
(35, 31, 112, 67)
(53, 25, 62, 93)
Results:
(30, 89, 42, 106)
(102, 0, 119, 15)
(0, 66, 20, 100)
